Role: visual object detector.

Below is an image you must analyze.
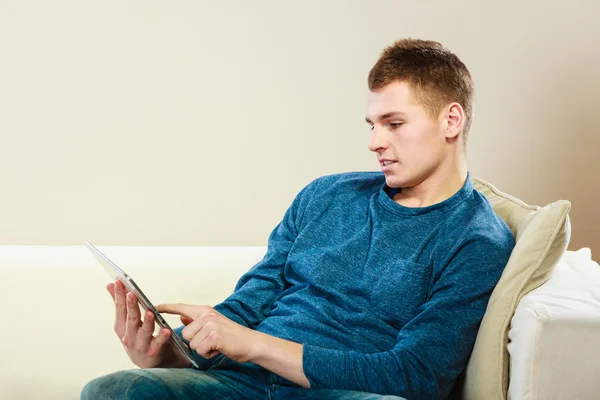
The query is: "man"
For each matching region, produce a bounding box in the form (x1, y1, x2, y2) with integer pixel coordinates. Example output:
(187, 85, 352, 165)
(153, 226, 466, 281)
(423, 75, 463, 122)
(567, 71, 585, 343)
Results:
(82, 38, 515, 400)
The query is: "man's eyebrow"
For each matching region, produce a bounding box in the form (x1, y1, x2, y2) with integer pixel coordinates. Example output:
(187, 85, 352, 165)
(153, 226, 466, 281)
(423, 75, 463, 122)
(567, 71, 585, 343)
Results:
(365, 111, 407, 124)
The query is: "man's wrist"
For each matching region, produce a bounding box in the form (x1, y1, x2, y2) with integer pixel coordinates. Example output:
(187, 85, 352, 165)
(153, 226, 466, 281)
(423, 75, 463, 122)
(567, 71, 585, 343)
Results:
(246, 330, 310, 388)
(248, 330, 270, 364)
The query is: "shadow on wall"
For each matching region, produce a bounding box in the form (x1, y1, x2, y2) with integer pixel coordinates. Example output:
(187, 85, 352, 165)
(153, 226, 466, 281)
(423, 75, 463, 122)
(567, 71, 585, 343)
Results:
(535, 54, 600, 253)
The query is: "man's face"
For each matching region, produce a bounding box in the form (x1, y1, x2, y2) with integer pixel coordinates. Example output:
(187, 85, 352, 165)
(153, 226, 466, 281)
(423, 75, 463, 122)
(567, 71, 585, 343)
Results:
(366, 81, 447, 189)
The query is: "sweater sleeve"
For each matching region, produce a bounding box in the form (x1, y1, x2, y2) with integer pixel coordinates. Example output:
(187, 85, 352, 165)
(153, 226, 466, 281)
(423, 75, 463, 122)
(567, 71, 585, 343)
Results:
(302, 236, 514, 399)
(212, 178, 319, 328)
(173, 179, 319, 369)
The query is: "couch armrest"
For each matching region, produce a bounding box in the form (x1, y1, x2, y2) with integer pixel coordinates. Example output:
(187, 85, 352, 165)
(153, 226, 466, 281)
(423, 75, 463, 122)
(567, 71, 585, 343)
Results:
(507, 248, 600, 400)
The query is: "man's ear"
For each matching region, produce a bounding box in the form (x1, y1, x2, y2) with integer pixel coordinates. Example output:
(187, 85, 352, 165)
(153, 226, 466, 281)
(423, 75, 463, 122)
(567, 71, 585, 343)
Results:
(444, 102, 464, 139)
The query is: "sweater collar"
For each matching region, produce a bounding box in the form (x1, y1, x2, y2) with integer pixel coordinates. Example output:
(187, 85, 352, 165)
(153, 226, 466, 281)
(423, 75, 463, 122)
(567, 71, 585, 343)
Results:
(378, 171, 474, 216)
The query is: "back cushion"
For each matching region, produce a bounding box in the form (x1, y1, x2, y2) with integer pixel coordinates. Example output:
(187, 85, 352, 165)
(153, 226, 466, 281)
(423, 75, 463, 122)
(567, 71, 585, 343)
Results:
(457, 177, 571, 400)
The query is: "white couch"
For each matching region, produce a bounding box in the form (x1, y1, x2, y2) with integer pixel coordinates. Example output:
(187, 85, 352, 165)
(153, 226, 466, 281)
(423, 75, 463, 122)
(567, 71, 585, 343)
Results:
(1, 245, 598, 400)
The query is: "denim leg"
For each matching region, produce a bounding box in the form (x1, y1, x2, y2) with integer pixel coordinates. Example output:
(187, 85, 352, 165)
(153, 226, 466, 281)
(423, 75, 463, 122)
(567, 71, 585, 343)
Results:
(274, 386, 407, 400)
(80, 367, 265, 400)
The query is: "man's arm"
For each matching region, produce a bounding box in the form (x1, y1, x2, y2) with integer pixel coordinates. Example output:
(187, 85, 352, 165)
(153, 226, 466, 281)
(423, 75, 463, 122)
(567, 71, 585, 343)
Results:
(215, 178, 318, 327)
(157, 302, 310, 386)
(171, 178, 320, 369)
(161, 235, 513, 396)
(250, 331, 309, 387)
(299, 237, 514, 399)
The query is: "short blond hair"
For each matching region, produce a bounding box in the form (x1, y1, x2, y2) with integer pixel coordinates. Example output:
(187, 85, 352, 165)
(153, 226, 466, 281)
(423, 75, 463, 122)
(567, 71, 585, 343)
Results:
(368, 38, 475, 142)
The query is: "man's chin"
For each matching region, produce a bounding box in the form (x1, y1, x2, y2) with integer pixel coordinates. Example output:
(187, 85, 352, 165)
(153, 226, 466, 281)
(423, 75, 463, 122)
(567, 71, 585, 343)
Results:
(384, 175, 404, 189)
(385, 172, 419, 190)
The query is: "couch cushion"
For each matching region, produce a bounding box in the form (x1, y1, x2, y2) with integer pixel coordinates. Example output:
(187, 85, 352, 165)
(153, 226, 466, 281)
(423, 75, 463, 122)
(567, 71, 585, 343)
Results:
(508, 248, 600, 400)
(0, 246, 263, 400)
(457, 177, 571, 400)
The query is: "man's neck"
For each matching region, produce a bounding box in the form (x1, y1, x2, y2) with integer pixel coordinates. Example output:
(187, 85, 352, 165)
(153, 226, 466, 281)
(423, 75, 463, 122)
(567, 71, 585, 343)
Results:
(393, 163, 468, 208)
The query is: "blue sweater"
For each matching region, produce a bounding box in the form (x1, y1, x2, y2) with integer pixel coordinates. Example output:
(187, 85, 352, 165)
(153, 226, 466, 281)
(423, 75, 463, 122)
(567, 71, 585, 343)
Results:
(184, 171, 515, 399)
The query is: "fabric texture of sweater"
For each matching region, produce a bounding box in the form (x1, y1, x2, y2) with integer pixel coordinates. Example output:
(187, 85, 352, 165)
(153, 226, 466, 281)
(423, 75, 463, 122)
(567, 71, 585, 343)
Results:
(179, 171, 515, 399)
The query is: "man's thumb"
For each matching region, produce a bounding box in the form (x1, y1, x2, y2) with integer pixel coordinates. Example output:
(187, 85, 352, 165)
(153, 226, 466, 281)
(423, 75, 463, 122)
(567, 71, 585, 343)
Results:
(180, 316, 194, 326)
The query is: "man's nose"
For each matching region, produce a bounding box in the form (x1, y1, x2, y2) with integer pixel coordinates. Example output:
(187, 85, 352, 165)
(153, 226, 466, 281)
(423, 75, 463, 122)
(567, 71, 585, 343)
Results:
(368, 127, 387, 153)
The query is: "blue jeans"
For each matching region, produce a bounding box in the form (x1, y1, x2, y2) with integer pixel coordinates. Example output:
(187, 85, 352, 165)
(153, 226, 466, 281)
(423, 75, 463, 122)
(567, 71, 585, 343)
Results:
(81, 356, 406, 400)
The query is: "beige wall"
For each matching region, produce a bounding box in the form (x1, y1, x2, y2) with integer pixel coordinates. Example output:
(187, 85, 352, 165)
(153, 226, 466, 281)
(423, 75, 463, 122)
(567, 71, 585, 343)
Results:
(0, 0, 598, 252)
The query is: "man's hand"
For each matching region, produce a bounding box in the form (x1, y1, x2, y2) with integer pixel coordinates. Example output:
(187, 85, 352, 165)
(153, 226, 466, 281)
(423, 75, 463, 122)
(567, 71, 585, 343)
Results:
(107, 279, 191, 369)
(157, 303, 310, 388)
(156, 304, 261, 363)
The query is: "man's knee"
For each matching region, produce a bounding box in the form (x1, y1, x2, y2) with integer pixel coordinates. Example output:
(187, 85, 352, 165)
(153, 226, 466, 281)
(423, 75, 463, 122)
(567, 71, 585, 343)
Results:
(81, 369, 171, 400)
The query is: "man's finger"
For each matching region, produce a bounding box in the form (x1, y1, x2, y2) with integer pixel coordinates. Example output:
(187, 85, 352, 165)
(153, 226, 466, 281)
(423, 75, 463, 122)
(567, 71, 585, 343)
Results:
(180, 316, 194, 326)
(106, 283, 116, 301)
(135, 310, 155, 353)
(147, 328, 171, 357)
(123, 292, 142, 348)
(113, 280, 127, 337)
(181, 316, 206, 342)
(156, 303, 198, 318)
(192, 323, 220, 359)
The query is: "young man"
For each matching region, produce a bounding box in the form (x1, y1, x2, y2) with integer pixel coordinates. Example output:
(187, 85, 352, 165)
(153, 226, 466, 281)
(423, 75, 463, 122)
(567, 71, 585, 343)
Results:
(82, 39, 515, 400)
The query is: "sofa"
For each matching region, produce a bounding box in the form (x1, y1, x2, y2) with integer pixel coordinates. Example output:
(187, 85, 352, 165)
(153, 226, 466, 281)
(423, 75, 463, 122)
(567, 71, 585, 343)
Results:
(2, 176, 598, 400)
(1, 243, 599, 400)
(0, 246, 266, 400)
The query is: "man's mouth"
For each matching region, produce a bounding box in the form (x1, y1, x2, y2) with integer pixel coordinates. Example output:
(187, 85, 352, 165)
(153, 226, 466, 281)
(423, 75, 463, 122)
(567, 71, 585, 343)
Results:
(379, 159, 397, 167)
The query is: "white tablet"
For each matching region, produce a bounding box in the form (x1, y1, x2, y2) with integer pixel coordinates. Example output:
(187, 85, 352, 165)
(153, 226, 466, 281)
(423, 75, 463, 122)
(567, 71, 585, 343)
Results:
(85, 241, 199, 369)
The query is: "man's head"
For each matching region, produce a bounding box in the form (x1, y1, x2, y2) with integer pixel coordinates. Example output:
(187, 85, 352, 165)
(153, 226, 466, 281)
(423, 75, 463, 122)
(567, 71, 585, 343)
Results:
(365, 39, 474, 189)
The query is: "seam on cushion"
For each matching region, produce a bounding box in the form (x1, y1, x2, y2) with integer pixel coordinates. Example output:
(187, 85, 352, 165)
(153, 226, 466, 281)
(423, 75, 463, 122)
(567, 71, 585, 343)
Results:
(497, 202, 571, 398)
(472, 177, 540, 212)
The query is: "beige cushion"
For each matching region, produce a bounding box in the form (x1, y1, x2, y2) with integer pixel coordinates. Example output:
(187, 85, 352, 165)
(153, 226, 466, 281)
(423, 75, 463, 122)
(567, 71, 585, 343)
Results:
(458, 177, 572, 400)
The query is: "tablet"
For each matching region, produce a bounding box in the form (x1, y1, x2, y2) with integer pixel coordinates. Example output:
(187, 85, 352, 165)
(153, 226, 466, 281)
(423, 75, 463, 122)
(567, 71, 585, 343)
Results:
(84, 241, 199, 369)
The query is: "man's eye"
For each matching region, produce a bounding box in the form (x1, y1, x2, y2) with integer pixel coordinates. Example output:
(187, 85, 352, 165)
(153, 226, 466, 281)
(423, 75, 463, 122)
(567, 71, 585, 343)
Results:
(368, 125, 374, 131)
(389, 122, 403, 129)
